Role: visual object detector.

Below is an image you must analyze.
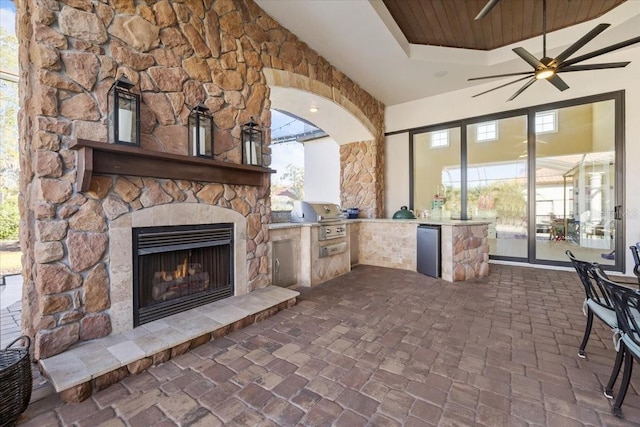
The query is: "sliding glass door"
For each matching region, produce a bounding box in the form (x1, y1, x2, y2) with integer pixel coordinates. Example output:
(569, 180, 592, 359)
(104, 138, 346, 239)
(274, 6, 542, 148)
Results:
(466, 116, 528, 258)
(410, 92, 623, 270)
(412, 126, 461, 220)
(534, 100, 617, 265)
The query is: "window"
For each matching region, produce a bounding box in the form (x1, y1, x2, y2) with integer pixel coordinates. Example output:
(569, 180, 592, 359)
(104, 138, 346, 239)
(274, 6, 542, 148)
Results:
(412, 127, 461, 219)
(476, 121, 498, 142)
(270, 110, 317, 211)
(535, 111, 557, 134)
(430, 130, 449, 148)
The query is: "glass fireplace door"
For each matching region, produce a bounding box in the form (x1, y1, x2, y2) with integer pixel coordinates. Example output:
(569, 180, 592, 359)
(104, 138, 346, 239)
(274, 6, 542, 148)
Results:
(133, 224, 234, 326)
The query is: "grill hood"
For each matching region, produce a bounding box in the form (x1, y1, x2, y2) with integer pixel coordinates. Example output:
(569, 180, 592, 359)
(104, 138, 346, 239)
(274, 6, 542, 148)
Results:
(290, 201, 344, 223)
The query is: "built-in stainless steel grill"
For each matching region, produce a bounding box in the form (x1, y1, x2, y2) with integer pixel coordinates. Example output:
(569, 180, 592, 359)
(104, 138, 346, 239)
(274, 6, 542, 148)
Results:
(290, 201, 345, 223)
(318, 223, 346, 241)
(290, 201, 348, 258)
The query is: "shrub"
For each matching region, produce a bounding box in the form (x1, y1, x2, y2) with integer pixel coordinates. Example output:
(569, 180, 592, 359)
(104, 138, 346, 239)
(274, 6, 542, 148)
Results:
(0, 198, 19, 240)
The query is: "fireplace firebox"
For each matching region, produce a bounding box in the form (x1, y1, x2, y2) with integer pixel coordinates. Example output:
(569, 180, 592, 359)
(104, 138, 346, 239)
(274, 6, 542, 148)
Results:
(133, 223, 234, 326)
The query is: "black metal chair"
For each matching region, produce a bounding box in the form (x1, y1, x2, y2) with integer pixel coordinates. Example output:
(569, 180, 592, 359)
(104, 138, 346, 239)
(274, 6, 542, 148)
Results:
(593, 267, 640, 418)
(566, 250, 618, 360)
(630, 244, 640, 285)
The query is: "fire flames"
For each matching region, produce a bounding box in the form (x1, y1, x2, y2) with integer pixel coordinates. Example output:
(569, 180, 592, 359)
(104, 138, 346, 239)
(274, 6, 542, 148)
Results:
(150, 259, 210, 302)
(161, 258, 188, 282)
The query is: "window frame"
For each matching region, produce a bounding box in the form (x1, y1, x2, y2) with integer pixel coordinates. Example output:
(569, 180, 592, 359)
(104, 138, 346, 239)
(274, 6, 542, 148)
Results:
(535, 110, 558, 134)
(430, 130, 449, 148)
(475, 121, 498, 142)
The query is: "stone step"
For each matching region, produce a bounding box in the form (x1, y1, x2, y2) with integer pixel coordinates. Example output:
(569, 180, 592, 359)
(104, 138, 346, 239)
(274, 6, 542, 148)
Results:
(39, 286, 299, 402)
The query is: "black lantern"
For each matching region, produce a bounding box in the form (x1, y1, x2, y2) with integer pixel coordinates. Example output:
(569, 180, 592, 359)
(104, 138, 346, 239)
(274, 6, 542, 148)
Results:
(188, 103, 213, 158)
(241, 117, 263, 166)
(108, 76, 140, 146)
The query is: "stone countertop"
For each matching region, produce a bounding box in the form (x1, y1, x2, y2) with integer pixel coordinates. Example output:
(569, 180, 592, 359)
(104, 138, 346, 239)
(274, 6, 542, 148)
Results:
(268, 221, 356, 230)
(269, 219, 491, 229)
(268, 222, 306, 230)
(354, 218, 492, 226)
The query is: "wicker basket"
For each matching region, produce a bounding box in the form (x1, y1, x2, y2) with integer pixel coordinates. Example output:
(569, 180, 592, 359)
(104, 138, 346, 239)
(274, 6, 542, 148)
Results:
(0, 336, 32, 427)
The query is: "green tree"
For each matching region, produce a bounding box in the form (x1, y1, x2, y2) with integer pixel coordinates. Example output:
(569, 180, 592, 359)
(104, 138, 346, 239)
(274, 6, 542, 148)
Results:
(281, 164, 304, 201)
(480, 181, 526, 226)
(270, 164, 305, 211)
(0, 26, 20, 239)
(0, 26, 18, 74)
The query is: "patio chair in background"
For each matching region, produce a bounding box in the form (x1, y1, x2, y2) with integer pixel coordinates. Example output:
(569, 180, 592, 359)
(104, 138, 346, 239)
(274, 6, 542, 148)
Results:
(594, 267, 640, 418)
(566, 250, 618, 360)
(630, 243, 640, 284)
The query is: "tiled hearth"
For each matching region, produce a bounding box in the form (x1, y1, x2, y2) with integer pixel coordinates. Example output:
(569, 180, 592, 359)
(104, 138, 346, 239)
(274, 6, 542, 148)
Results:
(40, 286, 298, 402)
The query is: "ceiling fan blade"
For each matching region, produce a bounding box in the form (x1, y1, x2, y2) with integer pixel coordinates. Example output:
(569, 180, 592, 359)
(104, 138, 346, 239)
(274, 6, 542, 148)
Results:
(561, 36, 640, 67)
(472, 75, 533, 98)
(475, 0, 500, 20)
(559, 62, 630, 72)
(513, 47, 545, 69)
(507, 78, 537, 102)
(468, 71, 535, 81)
(552, 23, 610, 65)
(547, 74, 569, 92)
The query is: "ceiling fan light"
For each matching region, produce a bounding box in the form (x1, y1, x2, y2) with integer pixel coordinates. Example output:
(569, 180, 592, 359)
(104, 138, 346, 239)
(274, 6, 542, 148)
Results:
(535, 68, 555, 80)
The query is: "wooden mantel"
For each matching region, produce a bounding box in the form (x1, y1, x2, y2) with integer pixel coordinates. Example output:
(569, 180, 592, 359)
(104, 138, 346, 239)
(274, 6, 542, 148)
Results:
(70, 139, 275, 191)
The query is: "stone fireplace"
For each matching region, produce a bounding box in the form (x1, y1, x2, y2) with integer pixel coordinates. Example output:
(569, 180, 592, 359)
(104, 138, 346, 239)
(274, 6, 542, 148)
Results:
(16, 0, 386, 363)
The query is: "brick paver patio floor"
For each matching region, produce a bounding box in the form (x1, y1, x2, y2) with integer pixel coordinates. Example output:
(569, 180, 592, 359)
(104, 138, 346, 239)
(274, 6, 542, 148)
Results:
(17, 264, 640, 426)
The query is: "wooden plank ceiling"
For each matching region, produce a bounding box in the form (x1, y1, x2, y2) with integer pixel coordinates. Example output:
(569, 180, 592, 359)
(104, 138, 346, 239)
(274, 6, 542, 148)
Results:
(382, 0, 626, 50)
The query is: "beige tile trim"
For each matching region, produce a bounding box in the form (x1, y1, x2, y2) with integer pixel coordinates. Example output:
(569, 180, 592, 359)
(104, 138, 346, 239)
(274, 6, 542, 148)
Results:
(109, 203, 248, 334)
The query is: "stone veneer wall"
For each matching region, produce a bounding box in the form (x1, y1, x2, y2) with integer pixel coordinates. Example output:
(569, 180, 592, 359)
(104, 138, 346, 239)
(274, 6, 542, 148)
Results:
(358, 221, 418, 270)
(440, 224, 490, 282)
(17, 0, 385, 360)
(340, 141, 384, 218)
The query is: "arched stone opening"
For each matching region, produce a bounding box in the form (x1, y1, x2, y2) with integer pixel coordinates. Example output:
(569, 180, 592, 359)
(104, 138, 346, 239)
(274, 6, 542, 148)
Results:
(264, 68, 384, 218)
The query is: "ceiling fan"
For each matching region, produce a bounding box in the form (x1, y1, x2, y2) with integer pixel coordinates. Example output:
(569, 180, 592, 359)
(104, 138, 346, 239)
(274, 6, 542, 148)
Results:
(470, 0, 640, 101)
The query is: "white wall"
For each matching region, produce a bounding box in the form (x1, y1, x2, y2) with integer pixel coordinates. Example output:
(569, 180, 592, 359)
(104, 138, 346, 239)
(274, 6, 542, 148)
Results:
(304, 136, 340, 204)
(384, 46, 640, 275)
(384, 133, 410, 218)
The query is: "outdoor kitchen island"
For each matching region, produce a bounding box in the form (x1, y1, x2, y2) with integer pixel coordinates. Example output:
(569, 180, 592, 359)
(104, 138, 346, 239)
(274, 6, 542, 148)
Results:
(270, 219, 490, 284)
(355, 219, 490, 282)
(270, 222, 351, 287)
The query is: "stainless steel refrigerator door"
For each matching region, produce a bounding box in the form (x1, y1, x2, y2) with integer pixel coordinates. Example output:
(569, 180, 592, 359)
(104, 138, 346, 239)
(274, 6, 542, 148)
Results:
(417, 225, 441, 278)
